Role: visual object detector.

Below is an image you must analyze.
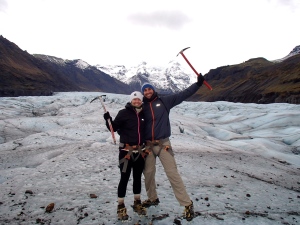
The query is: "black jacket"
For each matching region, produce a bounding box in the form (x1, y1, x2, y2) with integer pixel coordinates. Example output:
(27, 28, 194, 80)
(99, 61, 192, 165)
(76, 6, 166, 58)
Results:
(106, 102, 145, 146)
(143, 83, 200, 141)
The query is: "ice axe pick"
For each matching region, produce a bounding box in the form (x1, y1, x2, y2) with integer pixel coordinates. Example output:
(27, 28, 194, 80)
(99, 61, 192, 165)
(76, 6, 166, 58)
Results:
(90, 95, 116, 144)
(177, 47, 213, 90)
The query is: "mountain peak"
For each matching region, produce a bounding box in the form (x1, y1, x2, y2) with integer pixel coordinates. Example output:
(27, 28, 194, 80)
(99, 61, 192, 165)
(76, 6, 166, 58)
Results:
(74, 59, 90, 70)
(290, 45, 300, 55)
(138, 61, 147, 66)
(274, 45, 300, 62)
(96, 60, 196, 93)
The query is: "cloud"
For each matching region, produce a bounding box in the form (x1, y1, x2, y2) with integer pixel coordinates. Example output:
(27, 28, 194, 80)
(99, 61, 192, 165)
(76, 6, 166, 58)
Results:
(268, 0, 300, 11)
(278, 0, 297, 6)
(127, 10, 191, 30)
(0, 0, 7, 12)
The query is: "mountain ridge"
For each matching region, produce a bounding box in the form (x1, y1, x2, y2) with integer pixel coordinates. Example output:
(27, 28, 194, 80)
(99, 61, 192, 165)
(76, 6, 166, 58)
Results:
(96, 60, 196, 94)
(0, 35, 299, 104)
(191, 53, 300, 103)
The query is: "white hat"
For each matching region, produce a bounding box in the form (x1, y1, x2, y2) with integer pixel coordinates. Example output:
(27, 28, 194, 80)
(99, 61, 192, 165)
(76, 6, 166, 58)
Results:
(130, 91, 143, 102)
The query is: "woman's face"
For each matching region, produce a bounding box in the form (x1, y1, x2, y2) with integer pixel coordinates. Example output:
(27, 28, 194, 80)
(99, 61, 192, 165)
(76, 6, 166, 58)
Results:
(131, 98, 142, 107)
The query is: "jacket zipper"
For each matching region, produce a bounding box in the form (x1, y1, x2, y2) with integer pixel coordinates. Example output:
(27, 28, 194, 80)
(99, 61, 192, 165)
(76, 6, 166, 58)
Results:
(136, 111, 141, 145)
(149, 97, 157, 141)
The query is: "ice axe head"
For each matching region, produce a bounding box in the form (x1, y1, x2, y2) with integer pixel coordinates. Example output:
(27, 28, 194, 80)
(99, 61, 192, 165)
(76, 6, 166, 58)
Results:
(90, 95, 107, 103)
(176, 47, 190, 56)
(100, 95, 107, 102)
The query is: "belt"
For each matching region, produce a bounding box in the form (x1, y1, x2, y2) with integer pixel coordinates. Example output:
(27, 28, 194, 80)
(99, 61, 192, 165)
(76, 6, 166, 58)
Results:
(121, 149, 139, 153)
(146, 140, 161, 146)
(145, 138, 172, 157)
(119, 143, 144, 149)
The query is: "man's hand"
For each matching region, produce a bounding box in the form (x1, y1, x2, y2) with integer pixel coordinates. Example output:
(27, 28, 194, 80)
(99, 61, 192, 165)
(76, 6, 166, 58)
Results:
(197, 73, 205, 86)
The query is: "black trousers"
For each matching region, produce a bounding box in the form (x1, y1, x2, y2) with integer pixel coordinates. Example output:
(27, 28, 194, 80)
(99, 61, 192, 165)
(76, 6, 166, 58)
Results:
(118, 150, 145, 198)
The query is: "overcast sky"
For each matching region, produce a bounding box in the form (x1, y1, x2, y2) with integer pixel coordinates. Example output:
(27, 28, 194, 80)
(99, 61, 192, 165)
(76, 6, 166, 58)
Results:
(1, 0, 300, 74)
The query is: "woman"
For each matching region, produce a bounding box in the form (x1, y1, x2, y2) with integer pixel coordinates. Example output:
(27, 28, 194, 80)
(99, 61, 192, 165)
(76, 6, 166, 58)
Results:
(103, 91, 146, 221)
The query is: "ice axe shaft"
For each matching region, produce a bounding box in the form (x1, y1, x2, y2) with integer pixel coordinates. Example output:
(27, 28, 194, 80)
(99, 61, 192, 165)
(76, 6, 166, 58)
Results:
(177, 47, 213, 90)
(90, 95, 116, 145)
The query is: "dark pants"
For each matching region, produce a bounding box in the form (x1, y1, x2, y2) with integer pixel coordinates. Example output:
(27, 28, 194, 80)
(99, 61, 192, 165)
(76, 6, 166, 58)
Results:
(118, 150, 145, 198)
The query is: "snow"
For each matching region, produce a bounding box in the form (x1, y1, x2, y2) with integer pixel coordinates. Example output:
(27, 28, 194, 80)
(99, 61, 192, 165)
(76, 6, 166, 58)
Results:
(273, 45, 300, 63)
(75, 60, 90, 70)
(96, 60, 197, 92)
(0, 92, 300, 225)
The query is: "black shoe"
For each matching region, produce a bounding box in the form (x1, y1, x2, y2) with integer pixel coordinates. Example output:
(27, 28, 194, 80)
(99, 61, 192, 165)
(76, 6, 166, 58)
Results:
(117, 203, 129, 221)
(141, 198, 160, 208)
(184, 201, 194, 221)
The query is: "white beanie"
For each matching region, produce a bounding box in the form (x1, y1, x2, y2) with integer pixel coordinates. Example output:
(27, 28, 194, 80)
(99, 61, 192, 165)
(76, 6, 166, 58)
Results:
(130, 91, 143, 102)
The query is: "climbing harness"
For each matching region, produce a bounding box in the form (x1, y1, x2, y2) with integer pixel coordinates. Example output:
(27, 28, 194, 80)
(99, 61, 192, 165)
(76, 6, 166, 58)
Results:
(119, 144, 145, 173)
(145, 139, 173, 158)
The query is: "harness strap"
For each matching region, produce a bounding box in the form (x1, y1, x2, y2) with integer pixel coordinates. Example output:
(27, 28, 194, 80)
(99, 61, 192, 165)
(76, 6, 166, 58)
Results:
(145, 140, 172, 157)
(119, 144, 144, 173)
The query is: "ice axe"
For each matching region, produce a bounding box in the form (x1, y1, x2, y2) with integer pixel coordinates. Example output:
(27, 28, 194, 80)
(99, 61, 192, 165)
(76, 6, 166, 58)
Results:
(90, 95, 116, 144)
(177, 47, 213, 90)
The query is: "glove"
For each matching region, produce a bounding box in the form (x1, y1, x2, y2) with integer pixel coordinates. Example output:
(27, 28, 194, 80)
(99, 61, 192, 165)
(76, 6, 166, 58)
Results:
(103, 112, 111, 120)
(142, 149, 151, 159)
(196, 73, 205, 86)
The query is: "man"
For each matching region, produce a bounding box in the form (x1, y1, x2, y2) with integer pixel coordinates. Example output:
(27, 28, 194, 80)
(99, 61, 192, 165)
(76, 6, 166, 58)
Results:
(141, 74, 205, 221)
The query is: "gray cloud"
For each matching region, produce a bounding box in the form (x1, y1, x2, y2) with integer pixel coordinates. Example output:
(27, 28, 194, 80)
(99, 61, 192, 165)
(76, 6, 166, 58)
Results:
(127, 10, 191, 30)
(277, 0, 295, 6)
(0, 0, 7, 12)
(269, 0, 300, 11)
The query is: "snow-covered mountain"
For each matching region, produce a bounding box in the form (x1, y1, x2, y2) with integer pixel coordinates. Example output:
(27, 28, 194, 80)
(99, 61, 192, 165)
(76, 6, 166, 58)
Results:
(36, 55, 92, 70)
(96, 61, 197, 94)
(273, 45, 300, 62)
(34, 53, 196, 94)
(36, 46, 300, 96)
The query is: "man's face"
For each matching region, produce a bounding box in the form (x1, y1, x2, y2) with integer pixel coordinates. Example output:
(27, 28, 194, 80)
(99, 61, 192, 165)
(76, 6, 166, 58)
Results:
(143, 87, 154, 99)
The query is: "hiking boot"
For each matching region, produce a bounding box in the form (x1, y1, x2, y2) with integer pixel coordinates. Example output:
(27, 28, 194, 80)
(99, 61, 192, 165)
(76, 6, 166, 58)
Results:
(132, 200, 147, 216)
(141, 198, 160, 208)
(184, 201, 194, 221)
(117, 203, 129, 221)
